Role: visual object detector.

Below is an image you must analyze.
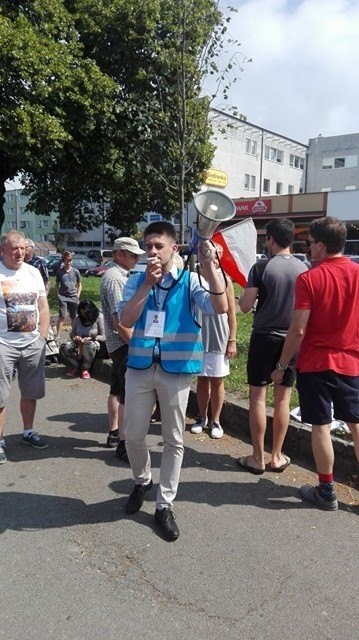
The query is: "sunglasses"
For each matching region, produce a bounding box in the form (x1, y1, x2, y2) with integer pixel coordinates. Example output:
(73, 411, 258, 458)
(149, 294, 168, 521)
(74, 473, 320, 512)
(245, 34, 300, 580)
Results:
(305, 238, 319, 248)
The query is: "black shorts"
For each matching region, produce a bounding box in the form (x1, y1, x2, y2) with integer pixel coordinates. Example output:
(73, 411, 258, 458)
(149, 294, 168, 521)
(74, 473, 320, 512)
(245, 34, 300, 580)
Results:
(109, 344, 128, 403)
(297, 370, 359, 425)
(247, 332, 296, 387)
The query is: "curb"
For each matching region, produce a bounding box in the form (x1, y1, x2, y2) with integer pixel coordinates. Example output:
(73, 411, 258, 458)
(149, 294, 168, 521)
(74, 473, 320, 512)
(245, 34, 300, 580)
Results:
(91, 358, 357, 477)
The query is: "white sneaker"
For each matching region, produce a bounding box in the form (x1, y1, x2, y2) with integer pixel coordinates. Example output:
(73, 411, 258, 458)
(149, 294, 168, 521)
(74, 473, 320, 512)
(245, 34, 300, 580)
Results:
(0, 444, 7, 464)
(190, 416, 208, 434)
(209, 422, 224, 439)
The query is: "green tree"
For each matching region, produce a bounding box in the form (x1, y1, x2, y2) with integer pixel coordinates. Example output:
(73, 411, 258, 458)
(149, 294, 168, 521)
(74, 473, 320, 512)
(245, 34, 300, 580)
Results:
(0, 0, 117, 231)
(1, 1, 235, 239)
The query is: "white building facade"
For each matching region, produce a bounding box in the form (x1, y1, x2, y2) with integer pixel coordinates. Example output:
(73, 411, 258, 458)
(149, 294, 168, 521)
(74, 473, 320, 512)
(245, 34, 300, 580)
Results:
(205, 109, 307, 199)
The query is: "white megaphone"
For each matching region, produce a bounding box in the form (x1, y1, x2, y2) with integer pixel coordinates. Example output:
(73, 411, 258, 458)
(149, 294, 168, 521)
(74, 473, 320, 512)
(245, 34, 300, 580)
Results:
(193, 189, 236, 241)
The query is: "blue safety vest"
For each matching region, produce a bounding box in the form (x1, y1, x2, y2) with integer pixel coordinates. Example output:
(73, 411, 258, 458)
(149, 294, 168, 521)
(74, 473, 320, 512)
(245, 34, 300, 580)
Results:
(127, 271, 203, 373)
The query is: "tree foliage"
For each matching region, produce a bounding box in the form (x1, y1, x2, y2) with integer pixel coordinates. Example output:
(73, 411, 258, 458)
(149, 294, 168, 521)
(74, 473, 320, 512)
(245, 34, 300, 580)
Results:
(0, 1, 233, 239)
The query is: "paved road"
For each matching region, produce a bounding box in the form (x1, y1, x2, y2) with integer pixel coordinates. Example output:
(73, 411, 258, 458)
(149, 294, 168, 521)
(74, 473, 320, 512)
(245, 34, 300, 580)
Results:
(1, 364, 358, 640)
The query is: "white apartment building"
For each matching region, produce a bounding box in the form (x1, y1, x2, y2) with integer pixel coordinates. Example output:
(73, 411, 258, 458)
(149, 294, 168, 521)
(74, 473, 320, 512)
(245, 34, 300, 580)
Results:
(204, 108, 307, 199)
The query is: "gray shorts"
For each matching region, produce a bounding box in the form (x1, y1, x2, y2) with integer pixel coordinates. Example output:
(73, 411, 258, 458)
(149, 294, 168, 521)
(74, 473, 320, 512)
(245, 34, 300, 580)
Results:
(58, 298, 79, 320)
(0, 337, 46, 406)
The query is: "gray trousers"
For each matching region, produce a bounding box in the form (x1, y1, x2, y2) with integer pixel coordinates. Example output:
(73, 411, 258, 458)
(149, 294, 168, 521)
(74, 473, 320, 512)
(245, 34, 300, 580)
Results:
(124, 364, 191, 509)
(60, 340, 98, 371)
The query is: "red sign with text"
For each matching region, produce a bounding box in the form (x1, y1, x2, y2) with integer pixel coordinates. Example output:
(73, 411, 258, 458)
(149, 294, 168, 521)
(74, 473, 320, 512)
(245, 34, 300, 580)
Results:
(234, 198, 272, 216)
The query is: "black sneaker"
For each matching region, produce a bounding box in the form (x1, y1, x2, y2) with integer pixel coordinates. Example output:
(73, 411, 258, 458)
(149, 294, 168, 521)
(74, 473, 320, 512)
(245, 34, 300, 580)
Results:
(154, 508, 179, 541)
(150, 408, 161, 423)
(106, 431, 119, 448)
(21, 432, 48, 449)
(125, 480, 153, 515)
(115, 440, 130, 464)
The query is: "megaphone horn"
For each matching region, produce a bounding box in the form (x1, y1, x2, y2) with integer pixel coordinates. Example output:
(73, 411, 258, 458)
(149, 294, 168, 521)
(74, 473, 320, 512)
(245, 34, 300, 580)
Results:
(193, 189, 236, 240)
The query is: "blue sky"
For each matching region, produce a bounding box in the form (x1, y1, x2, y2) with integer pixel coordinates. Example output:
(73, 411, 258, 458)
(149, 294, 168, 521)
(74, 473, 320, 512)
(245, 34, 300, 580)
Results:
(209, 0, 359, 143)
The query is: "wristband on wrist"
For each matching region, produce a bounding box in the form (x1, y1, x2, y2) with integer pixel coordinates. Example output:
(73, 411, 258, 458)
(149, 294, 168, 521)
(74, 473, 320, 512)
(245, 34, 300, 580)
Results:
(275, 362, 287, 372)
(228, 338, 236, 342)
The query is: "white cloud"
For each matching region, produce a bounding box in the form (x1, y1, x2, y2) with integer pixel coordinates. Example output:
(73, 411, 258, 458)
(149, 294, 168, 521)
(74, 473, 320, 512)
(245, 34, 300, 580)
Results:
(209, 0, 359, 143)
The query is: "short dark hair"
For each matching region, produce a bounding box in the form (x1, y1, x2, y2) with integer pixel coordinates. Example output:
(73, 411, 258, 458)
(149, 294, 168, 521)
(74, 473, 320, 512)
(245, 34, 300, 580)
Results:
(309, 217, 347, 254)
(77, 299, 99, 324)
(144, 221, 177, 242)
(265, 218, 294, 248)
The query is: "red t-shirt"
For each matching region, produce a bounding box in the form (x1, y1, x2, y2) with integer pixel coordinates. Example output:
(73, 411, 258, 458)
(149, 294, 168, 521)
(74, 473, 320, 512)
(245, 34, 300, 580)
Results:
(295, 257, 359, 375)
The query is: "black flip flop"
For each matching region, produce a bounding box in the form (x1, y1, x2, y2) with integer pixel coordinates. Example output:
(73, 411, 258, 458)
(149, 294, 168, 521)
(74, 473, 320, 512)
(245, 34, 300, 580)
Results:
(237, 456, 265, 475)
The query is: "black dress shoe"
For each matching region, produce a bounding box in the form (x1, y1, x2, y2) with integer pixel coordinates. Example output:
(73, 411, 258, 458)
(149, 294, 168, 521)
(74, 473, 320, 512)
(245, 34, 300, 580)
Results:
(125, 480, 153, 515)
(154, 508, 179, 541)
(115, 440, 130, 464)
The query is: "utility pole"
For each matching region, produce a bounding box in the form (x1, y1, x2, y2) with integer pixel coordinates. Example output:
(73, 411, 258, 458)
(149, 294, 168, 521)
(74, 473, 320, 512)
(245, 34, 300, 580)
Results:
(15, 189, 20, 230)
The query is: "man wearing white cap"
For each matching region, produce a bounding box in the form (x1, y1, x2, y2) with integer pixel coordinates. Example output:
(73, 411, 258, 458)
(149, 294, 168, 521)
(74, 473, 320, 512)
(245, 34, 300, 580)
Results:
(100, 237, 145, 461)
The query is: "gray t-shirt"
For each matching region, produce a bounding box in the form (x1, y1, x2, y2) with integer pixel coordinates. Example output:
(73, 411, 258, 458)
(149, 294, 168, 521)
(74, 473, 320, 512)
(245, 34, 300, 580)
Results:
(247, 255, 307, 336)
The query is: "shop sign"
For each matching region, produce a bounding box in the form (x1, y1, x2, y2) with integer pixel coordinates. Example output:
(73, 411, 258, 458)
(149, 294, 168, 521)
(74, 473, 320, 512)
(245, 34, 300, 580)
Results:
(203, 169, 228, 188)
(234, 198, 272, 216)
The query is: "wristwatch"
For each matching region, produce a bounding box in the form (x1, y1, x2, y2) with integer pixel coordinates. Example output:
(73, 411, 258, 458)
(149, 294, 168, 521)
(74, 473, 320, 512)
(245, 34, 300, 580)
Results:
(275, 362, 287, 371)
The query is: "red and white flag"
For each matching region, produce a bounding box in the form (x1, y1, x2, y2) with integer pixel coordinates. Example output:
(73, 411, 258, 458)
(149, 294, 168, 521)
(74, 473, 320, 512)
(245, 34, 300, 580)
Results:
(212, 218, 257, 287)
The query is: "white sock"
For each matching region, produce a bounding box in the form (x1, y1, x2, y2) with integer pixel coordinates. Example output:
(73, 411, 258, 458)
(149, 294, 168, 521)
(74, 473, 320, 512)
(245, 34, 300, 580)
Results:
(22, 429, 33, 437)
(0, 439, 5, 447)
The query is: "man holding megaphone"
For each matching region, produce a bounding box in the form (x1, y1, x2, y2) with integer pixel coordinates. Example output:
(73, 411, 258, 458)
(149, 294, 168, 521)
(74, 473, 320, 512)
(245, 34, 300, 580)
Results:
(118, 220, 228, 541)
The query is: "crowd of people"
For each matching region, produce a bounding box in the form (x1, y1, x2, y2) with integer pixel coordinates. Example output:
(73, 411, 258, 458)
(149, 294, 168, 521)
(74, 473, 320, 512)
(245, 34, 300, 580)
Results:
(0, 215, 358, 540)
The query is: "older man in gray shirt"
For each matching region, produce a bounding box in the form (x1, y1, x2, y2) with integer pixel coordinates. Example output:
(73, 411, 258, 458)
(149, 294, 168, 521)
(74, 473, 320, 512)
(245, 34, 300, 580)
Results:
(100, 237, 145, 460)
(238, 218, 307, 474)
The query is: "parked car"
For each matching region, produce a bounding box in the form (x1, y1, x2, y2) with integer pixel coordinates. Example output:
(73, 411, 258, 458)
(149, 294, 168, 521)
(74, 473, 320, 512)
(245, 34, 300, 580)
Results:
(84, 262, 111, 277)
(348, 255, 359, 263)
(47, 255, 100, 276)
(129, 256, 147, 275)
(87, 249, 113, 263)
(292, 252, 311, 267)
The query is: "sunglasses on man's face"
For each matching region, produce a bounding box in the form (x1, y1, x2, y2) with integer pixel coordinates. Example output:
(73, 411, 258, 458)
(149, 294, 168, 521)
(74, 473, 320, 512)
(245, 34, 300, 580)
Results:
(305, 238, 319, 248)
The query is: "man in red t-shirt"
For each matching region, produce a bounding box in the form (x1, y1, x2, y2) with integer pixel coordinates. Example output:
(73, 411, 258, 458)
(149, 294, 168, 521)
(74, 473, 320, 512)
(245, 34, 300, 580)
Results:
(272, 217, 359, 511)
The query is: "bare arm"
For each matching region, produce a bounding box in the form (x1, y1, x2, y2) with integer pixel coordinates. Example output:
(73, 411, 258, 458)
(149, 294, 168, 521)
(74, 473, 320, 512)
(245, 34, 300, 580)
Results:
(225, 277, 237, 358)
(77, 277, 82, 299)
(238, 287, 258, 314)
(271, 309, 310, 384)
(38, 295, 50, 338)
(199, 242, 228, 314)
(112, 312, 133, 343)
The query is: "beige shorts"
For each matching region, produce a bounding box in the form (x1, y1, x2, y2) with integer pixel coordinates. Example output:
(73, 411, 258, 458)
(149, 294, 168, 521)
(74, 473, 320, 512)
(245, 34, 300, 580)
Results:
(199, 352, 229, 378)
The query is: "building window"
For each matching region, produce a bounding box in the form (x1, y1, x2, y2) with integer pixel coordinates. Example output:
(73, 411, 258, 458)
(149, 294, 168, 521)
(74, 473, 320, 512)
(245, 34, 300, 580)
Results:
(245, 138, 257, 155)
(39, 219, 50, 228)
(19, 221, 29, 229)
(276, 182, 283, 195)
(263, 178, 270, 193)
(265, 145, 283, 163)
(322, 155, 358, 169)
(288, 184, 294, 194)
(9, 221, 17, 229)
(334, 157, 345, 168)
(244, 173, 256, 191)
(290, 154, 305, 169)
(322, 157, 333, 169)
